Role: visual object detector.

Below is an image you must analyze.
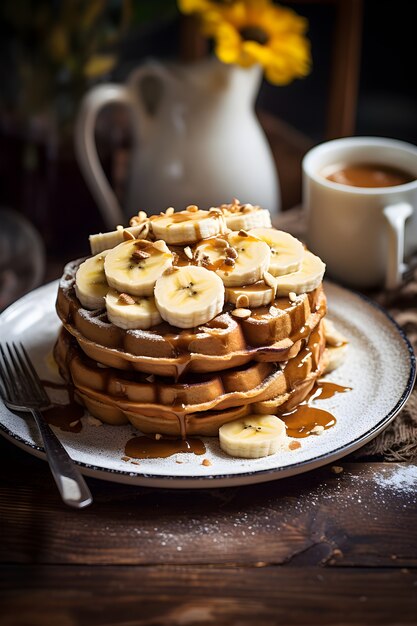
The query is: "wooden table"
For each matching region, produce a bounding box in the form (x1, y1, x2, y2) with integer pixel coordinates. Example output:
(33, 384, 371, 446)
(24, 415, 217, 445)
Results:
(1, 435, 416, 625)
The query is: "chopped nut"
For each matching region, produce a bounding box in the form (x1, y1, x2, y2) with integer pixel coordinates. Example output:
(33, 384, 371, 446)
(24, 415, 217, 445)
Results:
(289, 440, 301, 450)
(269, 305, 280, 316)
(238, 229, 249, 237)
(155, 433, 162, 440)
(289, 292, 297, 302)
(131, 461, 140, 466)
(123, 229, 136, 241)
(132, 249, 150, 261)
(184, 246, 194, 260)
(121, 456, 130, 462)
(69, 420, 80, 428)
(202, 458, 212, 467)
(186, 204, 199, 212)
(214, 238, 229, 248)
(331, 465, 344, 474)
(236, 294, 250, 308)
(224, 257, 235, 266)
(165, 206, 175, 216)
(118, 293, 136, 305)
(226, 247, 238, 259)
(231, 308, 252, 319)
(176, 460, 183, 464)
(146, 374, 155, 383)
(116, 224, 124, 232)
(311, 425, 325, 435)
(208, 208, 222, 216)
(153, 240, 167, 252)
(163, 266, 179, 276)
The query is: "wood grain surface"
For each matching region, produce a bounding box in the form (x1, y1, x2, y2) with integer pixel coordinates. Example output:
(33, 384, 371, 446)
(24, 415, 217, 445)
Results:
(1, 434, 416, 625)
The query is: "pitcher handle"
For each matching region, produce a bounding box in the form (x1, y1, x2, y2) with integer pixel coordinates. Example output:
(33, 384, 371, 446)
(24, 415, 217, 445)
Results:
(383, 202, 413, 290)
(75, 84, 131, 229)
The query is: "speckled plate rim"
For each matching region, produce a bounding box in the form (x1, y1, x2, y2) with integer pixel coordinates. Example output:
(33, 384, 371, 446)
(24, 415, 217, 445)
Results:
(0, 280, 415, 489)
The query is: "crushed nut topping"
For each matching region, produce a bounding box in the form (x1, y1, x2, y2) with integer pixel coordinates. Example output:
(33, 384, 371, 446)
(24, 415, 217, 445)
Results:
(132, 249, 150, 261)
(117, 293, 136, 305)
(155, 433, 162, 440)
(311, 425, 325, 435)
(289, 292, 297, 302)
(186, 204, 199, 212)
(202, 458, 212, 467)
(226, 247, 238, 259)
(238, 229, 249, 237)
(163, 266, 179, 276)
(289, 440, 301, 450)
(165, 207, 175, 216)
(224, 257, 235, 266)
(231, 308, 252, 319)
(235, 294, 250, 308)
(184, 246, 194, 260)
(152, 240, 167, 252)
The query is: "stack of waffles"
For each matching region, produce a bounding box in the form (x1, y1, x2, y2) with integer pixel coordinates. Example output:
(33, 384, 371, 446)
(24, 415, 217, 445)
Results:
(55, 201, 342, 442)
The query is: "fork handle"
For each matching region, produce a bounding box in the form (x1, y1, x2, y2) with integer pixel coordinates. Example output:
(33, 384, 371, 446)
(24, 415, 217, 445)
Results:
(31, 409, 93, 508)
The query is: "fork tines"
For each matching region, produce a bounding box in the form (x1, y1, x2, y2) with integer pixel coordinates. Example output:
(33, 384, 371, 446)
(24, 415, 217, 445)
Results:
(0, 342, 49, 408)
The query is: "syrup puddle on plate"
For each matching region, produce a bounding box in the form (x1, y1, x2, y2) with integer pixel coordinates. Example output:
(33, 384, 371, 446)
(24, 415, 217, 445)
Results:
(41, 380, 84, 433)
(125, 436, 206, 459)
(280, 380, 352, 438)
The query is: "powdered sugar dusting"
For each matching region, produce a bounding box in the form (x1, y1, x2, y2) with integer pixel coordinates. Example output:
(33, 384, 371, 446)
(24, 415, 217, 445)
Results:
(372, 465, 417, 494)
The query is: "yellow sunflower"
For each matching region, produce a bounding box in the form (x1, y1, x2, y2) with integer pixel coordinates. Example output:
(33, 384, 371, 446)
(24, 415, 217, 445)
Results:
(178, 0, 311, 86)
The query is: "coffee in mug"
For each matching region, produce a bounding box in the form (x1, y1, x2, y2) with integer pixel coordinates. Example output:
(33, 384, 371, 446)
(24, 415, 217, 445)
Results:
(302, 137, 417, 289)
(322, 163, 415, 188)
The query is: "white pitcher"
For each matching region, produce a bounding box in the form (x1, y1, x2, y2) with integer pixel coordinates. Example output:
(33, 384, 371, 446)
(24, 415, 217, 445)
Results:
(75, 57, 280, 228)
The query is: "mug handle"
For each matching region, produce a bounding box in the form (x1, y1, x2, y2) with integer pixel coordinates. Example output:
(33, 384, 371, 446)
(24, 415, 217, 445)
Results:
(75, 84, 131, 229)
(383, 202, 413, 290)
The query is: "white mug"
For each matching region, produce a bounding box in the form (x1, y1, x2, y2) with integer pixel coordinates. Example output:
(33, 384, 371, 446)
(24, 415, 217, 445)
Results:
(302, 137, 417, 289)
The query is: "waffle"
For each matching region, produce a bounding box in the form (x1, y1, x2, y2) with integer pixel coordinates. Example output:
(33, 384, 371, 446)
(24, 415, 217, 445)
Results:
(55, 320, 327, 436)
(56, 260, 326, 378)
(54, 202, 336, 442)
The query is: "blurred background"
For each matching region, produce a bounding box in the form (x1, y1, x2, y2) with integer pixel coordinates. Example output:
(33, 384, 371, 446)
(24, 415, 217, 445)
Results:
(0, 0, 416, 307)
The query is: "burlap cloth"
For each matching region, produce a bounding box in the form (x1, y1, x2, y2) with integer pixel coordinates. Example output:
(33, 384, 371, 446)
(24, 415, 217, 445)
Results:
(275, 208, 417, 461)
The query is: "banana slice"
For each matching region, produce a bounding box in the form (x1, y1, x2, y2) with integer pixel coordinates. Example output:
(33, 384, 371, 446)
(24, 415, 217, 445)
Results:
(220, 202, 272, 231)
(154, 265, 224, 328)
(323, 319, 348, 347)
(249, 228, 305, 277)
(105, 289, 162, 330)
(104, 240, 173, 296)
(324, 344, 348, 374)
(89, 224, 148, 255)
(195, 232, 270, 287)
(225, 282, 274, 307)
(276, 251, 326, 295)
(151, 207, 225, 245)
(75, 250, 109, 309)
(219, 414, 286, 458)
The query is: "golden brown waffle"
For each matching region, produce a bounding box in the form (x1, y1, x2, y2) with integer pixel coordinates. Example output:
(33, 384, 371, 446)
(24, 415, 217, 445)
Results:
(56, 259, 327, 378)
(55, 320, 326, 436)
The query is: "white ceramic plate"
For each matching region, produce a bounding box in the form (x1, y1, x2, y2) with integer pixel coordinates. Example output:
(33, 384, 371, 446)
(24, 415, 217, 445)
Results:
(0, 280, 415, 489)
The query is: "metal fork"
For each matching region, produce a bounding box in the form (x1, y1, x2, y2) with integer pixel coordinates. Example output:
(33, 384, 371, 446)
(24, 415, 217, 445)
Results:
(0, 342, 92, 508)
